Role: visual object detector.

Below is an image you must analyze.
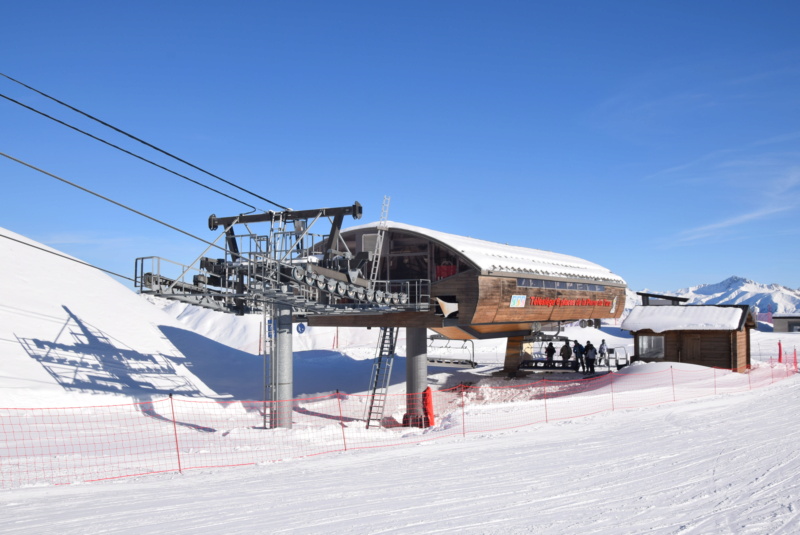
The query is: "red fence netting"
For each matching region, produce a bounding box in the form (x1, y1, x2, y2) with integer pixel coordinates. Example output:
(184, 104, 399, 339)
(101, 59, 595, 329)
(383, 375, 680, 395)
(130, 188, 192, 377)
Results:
(1, 362, 795, 489)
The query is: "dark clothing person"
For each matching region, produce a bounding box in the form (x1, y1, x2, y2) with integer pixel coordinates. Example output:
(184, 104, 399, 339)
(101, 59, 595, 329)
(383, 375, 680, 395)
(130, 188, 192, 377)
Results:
(584, 342, 597, 374)
(573, 341, 585, 373)
(559, 344, 572, 368)
(545, 342, 556, 362)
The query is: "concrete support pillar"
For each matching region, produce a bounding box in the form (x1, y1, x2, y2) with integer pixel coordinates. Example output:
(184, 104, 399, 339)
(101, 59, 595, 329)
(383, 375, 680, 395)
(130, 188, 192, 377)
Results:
(403, 326, 428, 427)
(503, 336, 525, 375)
(270, 301, 293, 429)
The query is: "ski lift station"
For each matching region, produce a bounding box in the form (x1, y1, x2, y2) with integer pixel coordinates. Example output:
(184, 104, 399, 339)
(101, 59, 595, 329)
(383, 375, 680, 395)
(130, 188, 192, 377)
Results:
(308, 220, 626, 361)
(135, 200, 627, 429)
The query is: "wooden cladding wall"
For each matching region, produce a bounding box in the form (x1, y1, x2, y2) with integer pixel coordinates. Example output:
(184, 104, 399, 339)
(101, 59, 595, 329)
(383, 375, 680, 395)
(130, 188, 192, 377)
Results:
(462, 275, 626, 325)
(430, 269, 480, 321)
(311, 271, 627, 330)
(733, 330, 750, 372)
(633, 329, 751, 372)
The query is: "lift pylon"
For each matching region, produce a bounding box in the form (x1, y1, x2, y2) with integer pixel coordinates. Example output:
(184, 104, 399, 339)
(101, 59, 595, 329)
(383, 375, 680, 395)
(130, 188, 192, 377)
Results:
(135, 200, 431, 429)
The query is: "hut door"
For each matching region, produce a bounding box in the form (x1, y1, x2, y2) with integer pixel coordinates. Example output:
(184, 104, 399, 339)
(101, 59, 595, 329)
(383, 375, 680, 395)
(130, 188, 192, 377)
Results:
(684, 334, 701, 363)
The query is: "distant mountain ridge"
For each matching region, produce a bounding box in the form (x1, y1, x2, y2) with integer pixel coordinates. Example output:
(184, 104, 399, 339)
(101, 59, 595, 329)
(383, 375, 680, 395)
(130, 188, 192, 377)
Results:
(645, 276, 800, 315)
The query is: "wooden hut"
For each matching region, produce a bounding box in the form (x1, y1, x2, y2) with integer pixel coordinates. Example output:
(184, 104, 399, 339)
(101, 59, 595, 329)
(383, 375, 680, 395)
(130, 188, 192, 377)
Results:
(621, 305, 755, 372)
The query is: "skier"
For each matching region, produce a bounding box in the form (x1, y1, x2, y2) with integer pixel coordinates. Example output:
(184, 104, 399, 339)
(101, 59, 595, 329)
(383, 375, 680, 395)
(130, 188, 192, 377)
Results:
(545, 342, 556, 362)
(584, 341, 597, 375)
(598, 339, 608, 367)
(573, 340, 585, 373)
(559, 343, 573, 369)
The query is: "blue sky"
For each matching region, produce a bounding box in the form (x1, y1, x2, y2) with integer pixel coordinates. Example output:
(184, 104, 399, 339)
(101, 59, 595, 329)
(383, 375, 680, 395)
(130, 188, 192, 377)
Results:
(1, 1, 799, 292)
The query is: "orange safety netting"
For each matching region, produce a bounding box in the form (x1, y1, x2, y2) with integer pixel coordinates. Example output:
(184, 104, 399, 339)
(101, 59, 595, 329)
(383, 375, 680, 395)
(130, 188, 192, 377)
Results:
(1, 361, 795, 488)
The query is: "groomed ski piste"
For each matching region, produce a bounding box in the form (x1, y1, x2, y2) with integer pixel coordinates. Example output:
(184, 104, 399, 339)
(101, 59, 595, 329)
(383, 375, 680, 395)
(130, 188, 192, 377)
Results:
(2, 226, 800, 534)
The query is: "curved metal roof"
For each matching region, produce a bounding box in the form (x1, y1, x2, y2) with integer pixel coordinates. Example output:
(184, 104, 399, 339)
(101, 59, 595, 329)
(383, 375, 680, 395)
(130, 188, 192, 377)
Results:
(344, 221, 626, 286)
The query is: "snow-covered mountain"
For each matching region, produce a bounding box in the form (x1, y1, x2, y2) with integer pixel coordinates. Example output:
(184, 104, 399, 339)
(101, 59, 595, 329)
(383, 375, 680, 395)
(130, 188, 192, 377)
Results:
(661, 276, 800, 314)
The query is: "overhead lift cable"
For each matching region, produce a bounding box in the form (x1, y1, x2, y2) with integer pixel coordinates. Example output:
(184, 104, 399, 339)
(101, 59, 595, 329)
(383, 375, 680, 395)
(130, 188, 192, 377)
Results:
(0, 92, 259, 213)
(0, 233, 135, 283)
(0, 72, 289, 211)
(0, 152, 229, 255)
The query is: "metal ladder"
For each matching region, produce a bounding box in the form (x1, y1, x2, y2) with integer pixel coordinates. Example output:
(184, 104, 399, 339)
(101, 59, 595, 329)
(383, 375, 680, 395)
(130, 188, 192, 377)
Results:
(365, 327, 398, 428)
(368, 196, 390, 290)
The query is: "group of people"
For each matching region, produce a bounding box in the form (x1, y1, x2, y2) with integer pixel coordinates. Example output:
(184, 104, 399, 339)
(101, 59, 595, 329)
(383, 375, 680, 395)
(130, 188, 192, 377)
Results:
(544, 339, 608, 375)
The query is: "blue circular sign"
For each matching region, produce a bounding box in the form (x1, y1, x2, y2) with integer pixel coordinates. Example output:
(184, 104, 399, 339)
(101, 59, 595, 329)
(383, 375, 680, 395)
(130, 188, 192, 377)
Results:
(296, 323, 306, 334)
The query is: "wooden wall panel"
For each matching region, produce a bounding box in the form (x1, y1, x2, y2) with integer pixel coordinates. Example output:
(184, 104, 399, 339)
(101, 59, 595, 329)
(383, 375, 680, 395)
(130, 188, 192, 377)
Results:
(469, 277, 626, 325)
(311, 272, 627, 336)
(633, 329, 751, 372)
(733, 330, 750, 372)
(664, 332, 680, 361)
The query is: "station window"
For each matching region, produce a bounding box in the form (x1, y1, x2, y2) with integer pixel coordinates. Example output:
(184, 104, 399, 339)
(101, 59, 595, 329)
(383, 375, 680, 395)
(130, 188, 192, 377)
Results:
(637, 335, 665, 360)
(390, 235, 428, 254)
(433, 245, 459, 280)
(516, 278, 605, 292)
(388, 255, 429, 280)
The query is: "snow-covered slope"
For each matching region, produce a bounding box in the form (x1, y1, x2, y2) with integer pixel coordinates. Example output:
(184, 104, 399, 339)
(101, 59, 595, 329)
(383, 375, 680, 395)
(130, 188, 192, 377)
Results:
(0, 228, 414, 402)
(0, 228, 233, 406)
(3, 228, 800, 534)
(0, 227, 508, 403)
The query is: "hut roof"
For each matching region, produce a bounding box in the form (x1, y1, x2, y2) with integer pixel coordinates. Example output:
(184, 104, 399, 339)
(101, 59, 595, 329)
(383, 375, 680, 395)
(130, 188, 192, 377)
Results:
(621, 305, 751, 333)
(344, 221, 626, 285)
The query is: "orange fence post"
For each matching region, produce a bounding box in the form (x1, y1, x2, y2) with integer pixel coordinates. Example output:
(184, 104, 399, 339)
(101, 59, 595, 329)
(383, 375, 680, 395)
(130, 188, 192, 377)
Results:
(336, 390, 347, 452)
(610, 372, 615, 412)
(461, 389, 466, 438)
(543, 380, 549, 424)
(168, 393, 182, 474)
(713, 368, 717, 396)
(670, 366, 676, 402)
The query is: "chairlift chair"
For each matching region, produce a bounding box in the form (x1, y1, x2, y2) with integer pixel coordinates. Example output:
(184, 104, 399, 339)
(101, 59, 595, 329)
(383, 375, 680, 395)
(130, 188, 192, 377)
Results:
(426, 335, 477, 368)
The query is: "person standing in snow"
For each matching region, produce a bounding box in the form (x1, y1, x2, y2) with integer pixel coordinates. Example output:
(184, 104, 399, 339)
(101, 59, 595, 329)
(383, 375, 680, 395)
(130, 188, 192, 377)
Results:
(560, 343, 572, 369)
(573, 340, 585, 373)
(584, 341, 597, 375)
(598, 339, 608, 367)
(545, 342, 556, 362)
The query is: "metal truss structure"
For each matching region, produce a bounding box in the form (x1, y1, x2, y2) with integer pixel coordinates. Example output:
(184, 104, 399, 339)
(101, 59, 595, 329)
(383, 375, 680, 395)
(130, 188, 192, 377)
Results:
(134, 202, 431, 318)
(134, 201, 430, 429)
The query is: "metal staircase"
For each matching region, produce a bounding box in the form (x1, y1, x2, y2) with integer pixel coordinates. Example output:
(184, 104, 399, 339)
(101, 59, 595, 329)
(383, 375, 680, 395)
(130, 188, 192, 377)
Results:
(365, 327, 398, 429)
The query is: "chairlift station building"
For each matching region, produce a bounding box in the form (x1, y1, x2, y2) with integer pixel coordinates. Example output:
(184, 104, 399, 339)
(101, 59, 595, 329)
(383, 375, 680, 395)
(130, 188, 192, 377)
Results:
(310, 222, 626, 332)
(309, 222, 627, 373)
(138, 210, 627, 428)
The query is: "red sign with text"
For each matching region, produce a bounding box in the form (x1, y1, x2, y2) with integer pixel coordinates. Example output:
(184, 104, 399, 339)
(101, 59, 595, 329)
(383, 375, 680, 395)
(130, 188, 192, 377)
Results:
(529, 297, 612, 308)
